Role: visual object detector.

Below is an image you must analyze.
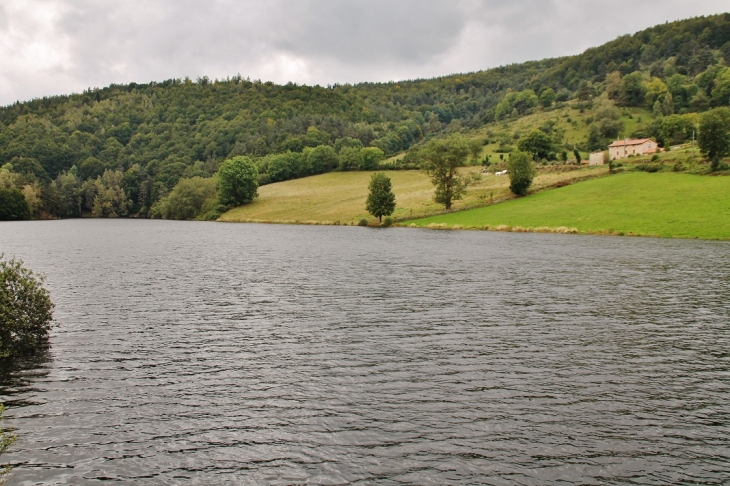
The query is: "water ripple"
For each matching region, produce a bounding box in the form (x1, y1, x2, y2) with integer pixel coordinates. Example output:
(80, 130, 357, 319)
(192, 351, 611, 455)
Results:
(0, 219, 728, 484)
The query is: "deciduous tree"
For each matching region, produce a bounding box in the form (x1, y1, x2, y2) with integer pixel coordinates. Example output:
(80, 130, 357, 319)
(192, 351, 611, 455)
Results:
(305, 145, 338, 175)
(507, 151, 536, 196)
(151, 176, 218, 220)
(359, 147, 384, 171)
(0, 189, 30, 221)
(91, 170, 130, 217)
(0, 255, 54, 358)
(365, 173, 396, 223)
(698, 107, 730, 171)
(420, 136, 470, 210)
(539, 88, 556, 108)
(217, 156, 259, 206)
(577, 81, 592, 102)
(467, 139, 483, 165)
(518, 129, 554, 160)
(619, 72, 647, 106)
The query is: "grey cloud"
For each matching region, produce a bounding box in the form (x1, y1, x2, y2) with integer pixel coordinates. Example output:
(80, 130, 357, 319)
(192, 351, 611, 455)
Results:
(269, 0, 468, 64)
(0, 5, 8, 32)
(56, 0, 469, 83)
(0, 0, 728, 104)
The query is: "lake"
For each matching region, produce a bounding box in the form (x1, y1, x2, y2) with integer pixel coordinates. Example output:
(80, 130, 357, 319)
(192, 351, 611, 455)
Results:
(0, 219, 729, 484)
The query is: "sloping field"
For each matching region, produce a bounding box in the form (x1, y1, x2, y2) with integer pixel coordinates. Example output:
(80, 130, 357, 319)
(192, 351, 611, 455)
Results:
(408, 172, 730, 239)
(219, 167, 606, 225)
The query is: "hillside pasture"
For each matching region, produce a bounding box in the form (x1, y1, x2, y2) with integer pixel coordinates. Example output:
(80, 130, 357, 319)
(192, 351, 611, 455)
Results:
(220, 166, 606, 225)
(407, 172, 730, 240)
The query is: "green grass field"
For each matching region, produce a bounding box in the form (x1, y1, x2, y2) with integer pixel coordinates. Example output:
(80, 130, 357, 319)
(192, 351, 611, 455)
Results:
(219, 166, 607, 225)
(407, 172, 730, 240)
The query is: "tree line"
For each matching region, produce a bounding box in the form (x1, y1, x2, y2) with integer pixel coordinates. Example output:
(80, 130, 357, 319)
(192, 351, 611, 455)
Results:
(0, 14, 728, 220)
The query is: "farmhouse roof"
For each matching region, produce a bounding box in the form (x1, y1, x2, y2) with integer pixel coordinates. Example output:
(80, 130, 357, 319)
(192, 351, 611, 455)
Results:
(608, 138, 652, 147)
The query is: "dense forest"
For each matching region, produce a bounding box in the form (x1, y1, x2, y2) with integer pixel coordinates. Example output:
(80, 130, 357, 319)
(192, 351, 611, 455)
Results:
(0, 14, 728, 220)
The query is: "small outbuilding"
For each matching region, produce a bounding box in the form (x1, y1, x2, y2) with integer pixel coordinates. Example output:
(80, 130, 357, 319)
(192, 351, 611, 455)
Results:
(589, 152, 605, 166)
(608, 138, 659, 160)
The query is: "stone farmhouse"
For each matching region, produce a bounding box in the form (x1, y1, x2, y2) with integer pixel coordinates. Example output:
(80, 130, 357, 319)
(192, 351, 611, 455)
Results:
(608, 138, 659, 160)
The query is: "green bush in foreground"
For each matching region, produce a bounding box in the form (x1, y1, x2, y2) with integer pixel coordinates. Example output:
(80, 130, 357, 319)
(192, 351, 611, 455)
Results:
(0, 255, 54, 358)
(0, 404, 15, 484)
(507, 151, 536, 196)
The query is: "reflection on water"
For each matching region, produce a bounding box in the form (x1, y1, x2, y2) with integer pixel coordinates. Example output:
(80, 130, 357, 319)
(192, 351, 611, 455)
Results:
(0, 219, 729, 484)
(0, 349, 53, 408)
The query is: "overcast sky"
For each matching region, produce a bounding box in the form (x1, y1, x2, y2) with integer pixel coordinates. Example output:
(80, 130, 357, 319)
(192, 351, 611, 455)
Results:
(0, 0, 727, 106)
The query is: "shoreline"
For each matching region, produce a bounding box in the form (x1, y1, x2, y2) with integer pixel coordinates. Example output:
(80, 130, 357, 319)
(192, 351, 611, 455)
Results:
(5, 213, 728, 241)
(215, 218, 730, 241)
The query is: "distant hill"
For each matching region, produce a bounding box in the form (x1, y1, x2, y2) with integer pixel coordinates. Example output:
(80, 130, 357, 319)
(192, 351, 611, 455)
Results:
(0, 13, 728, 218)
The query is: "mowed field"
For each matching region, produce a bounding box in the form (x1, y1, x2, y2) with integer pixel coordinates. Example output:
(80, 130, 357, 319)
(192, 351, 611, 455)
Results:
(408, 172, 730, 240)
(219, 166, 607, 225)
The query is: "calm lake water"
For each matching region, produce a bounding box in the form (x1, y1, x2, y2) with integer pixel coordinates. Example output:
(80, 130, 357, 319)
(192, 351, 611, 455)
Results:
(0, 219, 729, 484)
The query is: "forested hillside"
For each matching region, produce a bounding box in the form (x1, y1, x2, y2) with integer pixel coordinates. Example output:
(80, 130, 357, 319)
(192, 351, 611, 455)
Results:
(0, 13, 728, 219)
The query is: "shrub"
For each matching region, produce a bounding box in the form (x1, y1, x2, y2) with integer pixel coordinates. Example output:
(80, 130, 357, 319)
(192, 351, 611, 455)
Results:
(199, 203, 229, 221)
(507, 151, 536, 196)
(651, 154, 659, 162)
(636, 163, 661, 173)
(150, 176, 218, 220)
(357, 218, 368, 227)
(0, 255, 54, 358)
(382, 217, 394, 227)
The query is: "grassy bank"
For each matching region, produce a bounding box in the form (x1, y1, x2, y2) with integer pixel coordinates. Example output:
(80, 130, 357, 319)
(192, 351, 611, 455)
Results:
(219, 166, 607, 225)
(407, 172, 730, 240)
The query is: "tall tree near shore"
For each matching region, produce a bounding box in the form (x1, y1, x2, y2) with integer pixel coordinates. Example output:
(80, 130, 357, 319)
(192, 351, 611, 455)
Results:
(0, 188, 30, 221)
(217, 156, 259, 206)
(420, 136, 470, 210)
(365, 173, 396, 223)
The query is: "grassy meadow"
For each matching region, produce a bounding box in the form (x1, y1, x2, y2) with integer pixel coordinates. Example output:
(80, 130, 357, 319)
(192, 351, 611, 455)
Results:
(407, 172, 730, 240)
(219, 166, 608, 225)
(220, 101, 727, 238)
